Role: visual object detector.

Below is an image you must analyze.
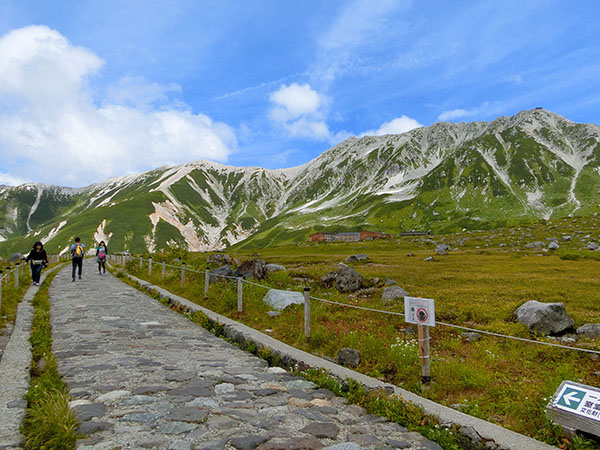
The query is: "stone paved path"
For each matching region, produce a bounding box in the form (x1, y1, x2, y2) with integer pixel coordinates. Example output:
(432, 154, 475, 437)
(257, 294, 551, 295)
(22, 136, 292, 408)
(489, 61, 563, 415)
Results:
(50, 261, 441, 450)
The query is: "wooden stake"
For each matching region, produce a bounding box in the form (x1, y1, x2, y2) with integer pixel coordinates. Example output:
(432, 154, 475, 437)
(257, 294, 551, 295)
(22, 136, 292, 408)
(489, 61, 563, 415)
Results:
(237, 277, 243, 312)
(304, 287, 311, 338)
(180, 263, 186, 288)
(204, 269, 209, 299)
(161, 260, 166, 280)
(418, 324, 431, 383)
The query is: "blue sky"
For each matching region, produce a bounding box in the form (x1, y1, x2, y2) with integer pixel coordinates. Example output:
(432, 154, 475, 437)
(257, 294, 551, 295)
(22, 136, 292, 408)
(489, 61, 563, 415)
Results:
(0, 0, 599, 186)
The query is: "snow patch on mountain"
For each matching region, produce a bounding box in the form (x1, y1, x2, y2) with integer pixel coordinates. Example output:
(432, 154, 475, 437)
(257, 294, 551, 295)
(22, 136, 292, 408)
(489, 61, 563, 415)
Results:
(42, 220, 68, 244)
(26, 186, 43, 232)
(94, 219, 113, 244)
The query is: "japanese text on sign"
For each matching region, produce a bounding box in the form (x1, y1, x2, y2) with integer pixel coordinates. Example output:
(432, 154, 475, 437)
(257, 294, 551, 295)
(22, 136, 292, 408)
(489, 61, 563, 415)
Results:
(554, 384, 600, 422)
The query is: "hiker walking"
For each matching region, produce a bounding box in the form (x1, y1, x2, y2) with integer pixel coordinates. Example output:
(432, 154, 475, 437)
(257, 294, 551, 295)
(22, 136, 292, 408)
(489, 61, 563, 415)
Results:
(96, 240, 108, 275)
(25, 241, 48, 286)
(70, 237, 85, 282)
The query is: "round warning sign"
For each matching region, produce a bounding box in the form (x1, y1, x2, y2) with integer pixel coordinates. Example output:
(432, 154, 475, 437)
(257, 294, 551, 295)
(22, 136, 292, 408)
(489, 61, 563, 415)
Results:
(416, 308, 429, 323)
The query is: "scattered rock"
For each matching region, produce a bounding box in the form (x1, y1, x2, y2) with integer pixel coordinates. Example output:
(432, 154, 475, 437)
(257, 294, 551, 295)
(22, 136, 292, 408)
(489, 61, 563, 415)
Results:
(321, 266, 363, 293)
(209, 265, 235, 284)
(576, 323, 600, 339)
(562, 235, 572, 241)
(265, 264, 287, 273)
(381, 286, 409, 303)
(336, 348, 360, 368)
(423, 256, 434, 262)
(207, 254, 232, 266)
(460, 426, 483, 445)
(262, 289, 304, 311)
(385, 278, 398, 285)
(461, 332, 482, 342)
(587, 242, 599, 251)
(344, 254, 368, 263)
(267, 311, 280, 317)
(435, 244, 450, 255)
(515, 300, 575, 335)
(548, 241, 559, 250)
(235, 259, 268, 280)
(524, 241, 546, 249)
(406, 253, 415, 257)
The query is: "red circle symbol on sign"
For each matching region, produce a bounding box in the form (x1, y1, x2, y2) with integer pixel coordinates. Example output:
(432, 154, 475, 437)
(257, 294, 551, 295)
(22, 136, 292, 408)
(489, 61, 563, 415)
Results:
(416, 308, 428, 323)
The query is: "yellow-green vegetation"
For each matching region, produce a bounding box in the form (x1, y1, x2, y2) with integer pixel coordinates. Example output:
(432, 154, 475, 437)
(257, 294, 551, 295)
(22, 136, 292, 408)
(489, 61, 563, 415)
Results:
(21, 268, 80, 449)
(119, 216, 600, 449)
(0, 265, 29, 331)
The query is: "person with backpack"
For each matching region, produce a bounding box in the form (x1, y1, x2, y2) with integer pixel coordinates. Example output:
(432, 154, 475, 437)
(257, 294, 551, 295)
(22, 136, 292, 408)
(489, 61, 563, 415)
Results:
(25, 241, 48, 286)
(96, 240, 108, 275)
(70, 237, 86, 281)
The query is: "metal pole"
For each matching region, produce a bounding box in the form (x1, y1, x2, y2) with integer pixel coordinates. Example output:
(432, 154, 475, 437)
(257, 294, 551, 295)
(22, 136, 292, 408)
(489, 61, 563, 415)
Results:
(180, 263, 186, 288)
(237, 277, 243, 312)
(139, 256, 143, 269)
(161, 260, 166, 280)
(304, 287, 311, 338)
(14, 264, 19, 288)
(418, 324, 431, 383)
(148, 257, 153, 276)
(204, 269, 209, 299)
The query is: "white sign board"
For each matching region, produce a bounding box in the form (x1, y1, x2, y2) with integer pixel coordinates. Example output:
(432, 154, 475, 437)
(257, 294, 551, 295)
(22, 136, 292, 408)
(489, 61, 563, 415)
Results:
(553, 382, 600, 422)
(404, 296, 435, 327)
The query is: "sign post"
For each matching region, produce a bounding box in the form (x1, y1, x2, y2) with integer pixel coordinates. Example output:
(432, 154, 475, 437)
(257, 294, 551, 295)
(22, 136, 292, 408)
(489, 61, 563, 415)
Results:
(547, 380, 600, 438)
(404, 296, 435, 383)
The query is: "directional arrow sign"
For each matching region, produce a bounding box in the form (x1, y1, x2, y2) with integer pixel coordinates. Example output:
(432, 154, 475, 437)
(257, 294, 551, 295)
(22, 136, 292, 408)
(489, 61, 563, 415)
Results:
(557, 387, 586, 410)
(552, 382, 600, 424)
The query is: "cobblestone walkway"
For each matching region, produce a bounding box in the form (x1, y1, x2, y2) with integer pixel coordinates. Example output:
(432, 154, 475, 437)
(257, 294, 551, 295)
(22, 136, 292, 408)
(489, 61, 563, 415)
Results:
(50, 261, 441, 450)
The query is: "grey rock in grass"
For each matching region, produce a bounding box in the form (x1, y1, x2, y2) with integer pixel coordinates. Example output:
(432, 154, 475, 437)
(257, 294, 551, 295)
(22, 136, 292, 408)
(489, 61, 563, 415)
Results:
(562, 235, 572, 241)
(209, 265, 235, 284)
(576, 323, 600, 339)
(587, 242, 599, 251)
(515, 300, 574, 335)
(461, 332, 482, 342)
(262, 289, 304, 311)
(336, 348, 360, 368)
(207, 254, 232, 267)
(423, 256, 434, 262)
(381, 286, 409, 303)
(321, 266, 363, 293)
(524, 241, 546, 249)
(235, 258, 268, 280)
(435, 244, 450, 255)
(548, 241, 559, 250)
(266, 263, 287, 273)
(344, 253, 368, 263)
(385, 278, 398, 285)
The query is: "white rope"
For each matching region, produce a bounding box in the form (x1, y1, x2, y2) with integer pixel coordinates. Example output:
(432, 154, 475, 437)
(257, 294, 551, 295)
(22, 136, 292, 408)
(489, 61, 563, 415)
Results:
(135, 257, 600, 355)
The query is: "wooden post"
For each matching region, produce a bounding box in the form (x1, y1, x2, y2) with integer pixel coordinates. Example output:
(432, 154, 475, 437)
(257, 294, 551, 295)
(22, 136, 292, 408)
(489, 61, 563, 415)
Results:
(180, 263, 186, 288)
(139, 256, 143, 269)
(418, 324, 431, 383)
(304, 287, 311, 338)
(237, 277, 243, 312)
(14, 263, 19, 288)
(0, 270, 3, 308)
(204, 269, 209, 299)
(161, 260, 166, 280)
(148, 257, 153, 276)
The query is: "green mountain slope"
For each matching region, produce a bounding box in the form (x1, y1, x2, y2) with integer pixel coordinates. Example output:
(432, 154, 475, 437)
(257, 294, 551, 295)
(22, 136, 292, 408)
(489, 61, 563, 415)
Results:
(1, 108, 599, 255)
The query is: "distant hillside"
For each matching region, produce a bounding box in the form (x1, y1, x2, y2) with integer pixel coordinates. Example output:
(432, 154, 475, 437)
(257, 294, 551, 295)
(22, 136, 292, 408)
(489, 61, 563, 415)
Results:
(1, 109, 599, 255)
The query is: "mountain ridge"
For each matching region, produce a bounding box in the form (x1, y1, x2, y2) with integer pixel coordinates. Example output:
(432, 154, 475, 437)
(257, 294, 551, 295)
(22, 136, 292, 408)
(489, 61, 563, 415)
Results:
(1, 108, 599, 255)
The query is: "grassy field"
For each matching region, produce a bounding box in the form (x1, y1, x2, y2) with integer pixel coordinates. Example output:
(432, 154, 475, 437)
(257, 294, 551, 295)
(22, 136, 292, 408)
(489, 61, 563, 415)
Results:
(0, 264, 30, 331)
(118, 216, 600, 448)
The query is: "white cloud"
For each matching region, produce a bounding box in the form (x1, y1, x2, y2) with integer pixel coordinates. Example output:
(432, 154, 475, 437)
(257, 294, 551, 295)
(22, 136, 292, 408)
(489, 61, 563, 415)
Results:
(269, 83, 333, 141)
(0, 172, 29, 186)
(0, 26, 236, 187)
(438, 101, 495, 121)
(360, 115, 422, 136)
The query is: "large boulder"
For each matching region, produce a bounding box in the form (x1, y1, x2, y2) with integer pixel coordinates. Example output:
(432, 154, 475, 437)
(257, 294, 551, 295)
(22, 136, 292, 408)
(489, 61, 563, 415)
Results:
(207, 254, 232, 266)
(548, 241, 560, 250)
(381, 286, 409, 303)
(262, 289, 304, 311)
(344, 253, 368, 263)
(235, 258, 268, 280)
(209, 265, 235, 284)
(9, 253, 23, 263)
(266, 263, 287, 273)
(321, 266, 362, 293)
(515, 300, 574, 335)
(587, 242, 599, 251)
(524, 241, 546, 249)
(576, 323, 600, 339)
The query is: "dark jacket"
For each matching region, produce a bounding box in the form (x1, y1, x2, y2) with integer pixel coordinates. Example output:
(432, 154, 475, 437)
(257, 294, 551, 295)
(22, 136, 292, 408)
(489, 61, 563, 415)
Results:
(26, 248, 48, 264)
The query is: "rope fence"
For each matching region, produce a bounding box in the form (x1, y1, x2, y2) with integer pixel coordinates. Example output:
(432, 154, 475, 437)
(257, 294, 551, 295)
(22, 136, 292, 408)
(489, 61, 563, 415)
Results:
(121, 256, 600, 356)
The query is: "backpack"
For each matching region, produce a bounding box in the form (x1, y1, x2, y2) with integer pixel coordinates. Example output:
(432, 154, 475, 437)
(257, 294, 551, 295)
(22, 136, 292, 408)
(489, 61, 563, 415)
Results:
(98, 247, 106, 260)
(73, 243, 84, 258)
